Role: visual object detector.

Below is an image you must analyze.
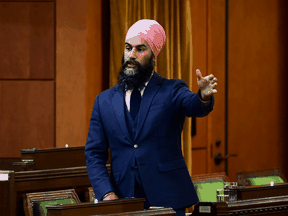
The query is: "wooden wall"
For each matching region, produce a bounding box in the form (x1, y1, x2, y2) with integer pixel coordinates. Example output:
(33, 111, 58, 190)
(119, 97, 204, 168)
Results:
(0, 0, 55, 158)
(227, 0, 288, 181)
(190, 0, 210, 175)
(191, 0, 288, 180)
(56, 0, 109, 148)
(0, 0, 109, 158)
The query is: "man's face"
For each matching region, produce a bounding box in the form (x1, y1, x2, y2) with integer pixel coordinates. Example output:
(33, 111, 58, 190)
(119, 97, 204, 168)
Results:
(124, 36, 154, 75)
(117, 36, 155, 89)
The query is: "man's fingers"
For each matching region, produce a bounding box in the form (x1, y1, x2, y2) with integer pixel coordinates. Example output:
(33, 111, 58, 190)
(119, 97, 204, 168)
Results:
(210, 77, 217, 84)
(208, 74, 214, 80)
(211, 82, 217, 88)
(196, 69, 203, 80)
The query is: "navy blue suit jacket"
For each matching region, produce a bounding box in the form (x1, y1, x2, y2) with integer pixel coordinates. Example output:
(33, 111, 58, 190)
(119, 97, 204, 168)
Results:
(85, 72, 214, 209)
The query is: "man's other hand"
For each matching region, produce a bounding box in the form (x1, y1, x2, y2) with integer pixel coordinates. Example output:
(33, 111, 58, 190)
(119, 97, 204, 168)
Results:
(196, 69, 218, 101)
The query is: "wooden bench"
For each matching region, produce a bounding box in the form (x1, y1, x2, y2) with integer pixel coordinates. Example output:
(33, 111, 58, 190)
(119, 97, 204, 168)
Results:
(193, 195, 288, 215)
(0, 165, 110, 216)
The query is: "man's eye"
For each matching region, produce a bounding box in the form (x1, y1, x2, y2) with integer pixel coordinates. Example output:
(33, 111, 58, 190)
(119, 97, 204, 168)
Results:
(126, 47, 131, 51)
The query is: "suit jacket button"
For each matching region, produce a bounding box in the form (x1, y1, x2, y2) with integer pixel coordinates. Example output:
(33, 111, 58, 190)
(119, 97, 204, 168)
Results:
(134, 144, 138, 148)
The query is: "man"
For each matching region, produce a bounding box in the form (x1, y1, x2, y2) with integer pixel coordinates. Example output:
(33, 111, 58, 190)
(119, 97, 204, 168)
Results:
(85, 19, 217, 216)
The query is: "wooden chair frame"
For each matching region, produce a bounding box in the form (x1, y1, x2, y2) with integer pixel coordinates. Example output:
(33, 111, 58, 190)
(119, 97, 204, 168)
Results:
(87, 187, 97, 202)
(237, 168, 287, 186)
(191, 172, 229, 183)
(24, 189, 80, 216)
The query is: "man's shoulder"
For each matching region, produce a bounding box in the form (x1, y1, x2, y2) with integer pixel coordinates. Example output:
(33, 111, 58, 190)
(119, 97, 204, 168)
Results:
(96, 85, 120, 102)
(162, 77, 188, 87)
(154, 72, 186, 85)
(98, 85, 119, 95)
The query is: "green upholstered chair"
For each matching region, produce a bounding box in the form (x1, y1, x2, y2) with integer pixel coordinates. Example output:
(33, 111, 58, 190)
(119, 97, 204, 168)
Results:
(24, 189, 80, 216)
(237, 168, 287, 186)
(192, 172, 229, 202)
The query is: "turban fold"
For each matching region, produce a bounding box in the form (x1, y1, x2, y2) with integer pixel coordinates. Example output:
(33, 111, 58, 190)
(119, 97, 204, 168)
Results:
(125, 19, 166, 58)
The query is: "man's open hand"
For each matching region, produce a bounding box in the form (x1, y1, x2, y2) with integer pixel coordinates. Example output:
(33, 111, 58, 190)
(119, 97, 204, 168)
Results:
(196, 69, 217, 100)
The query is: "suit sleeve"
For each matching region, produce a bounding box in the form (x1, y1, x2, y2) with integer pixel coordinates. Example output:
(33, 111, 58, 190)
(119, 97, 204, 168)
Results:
(85, 95, 114, 200)
(172, 79, 214, 117)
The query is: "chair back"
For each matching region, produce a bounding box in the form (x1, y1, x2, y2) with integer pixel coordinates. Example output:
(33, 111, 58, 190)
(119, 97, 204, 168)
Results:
(237, 168, 286, 186)
(192, 172, 229, 202)
(24, 189, 80, 216)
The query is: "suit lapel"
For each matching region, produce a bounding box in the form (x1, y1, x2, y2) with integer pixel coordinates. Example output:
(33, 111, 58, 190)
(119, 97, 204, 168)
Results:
(112, 87, 133, 144)
(135, 72, 163, 140)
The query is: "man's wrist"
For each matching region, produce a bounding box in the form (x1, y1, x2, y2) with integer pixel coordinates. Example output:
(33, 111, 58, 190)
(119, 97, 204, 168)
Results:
(198, 89, 211, 106)
(200, 91, 211, 101)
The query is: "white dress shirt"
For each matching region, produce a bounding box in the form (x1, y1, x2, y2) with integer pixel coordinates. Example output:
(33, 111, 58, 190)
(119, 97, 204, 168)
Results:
(125, 71, 154, 112)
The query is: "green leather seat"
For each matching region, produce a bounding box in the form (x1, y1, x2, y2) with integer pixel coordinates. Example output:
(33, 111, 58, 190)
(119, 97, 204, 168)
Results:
(194, 180, 224, 202)
(248, 176, 284, 185)
(37, 198, 75, 215)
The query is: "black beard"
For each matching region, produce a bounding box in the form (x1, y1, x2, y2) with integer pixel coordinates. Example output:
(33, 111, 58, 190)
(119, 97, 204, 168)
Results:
(117, 54, 155, 90)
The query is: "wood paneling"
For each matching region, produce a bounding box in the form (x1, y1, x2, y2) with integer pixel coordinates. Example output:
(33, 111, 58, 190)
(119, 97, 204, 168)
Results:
(278, 0, 288, 177)
(56, 0, 87, 148)
(192, 149, 207, 175)
(191, 0, 208, 150)
(207, 0, 226, 174)
(0, 0, 53, 2)
(0, 2, 54, 79)
(191, 0, 288, 180)
(86, 0, 110, 135)
(0, 81, 54, 158)
(228, 0, 288, 181)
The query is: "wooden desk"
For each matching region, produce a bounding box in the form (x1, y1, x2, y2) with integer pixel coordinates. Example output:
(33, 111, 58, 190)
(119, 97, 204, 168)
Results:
(13, 146, 86, 171)
(46, 198, 145, 216)
(95, 207, 176, 216)
(236, 183, 288, 200)
(0, 165, 110, 216)
(193, 195, 288, 216)
(12, 146, 111, 171)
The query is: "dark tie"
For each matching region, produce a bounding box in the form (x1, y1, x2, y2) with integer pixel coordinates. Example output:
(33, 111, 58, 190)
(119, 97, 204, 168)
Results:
(130, 87, 141, 120)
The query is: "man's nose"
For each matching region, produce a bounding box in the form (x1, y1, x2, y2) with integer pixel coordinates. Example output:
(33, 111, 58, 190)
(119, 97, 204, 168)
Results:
(128, 48, 137, 59)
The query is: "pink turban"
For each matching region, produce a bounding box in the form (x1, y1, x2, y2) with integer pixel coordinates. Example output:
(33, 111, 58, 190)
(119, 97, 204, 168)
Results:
(125, 19, 166, 58)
